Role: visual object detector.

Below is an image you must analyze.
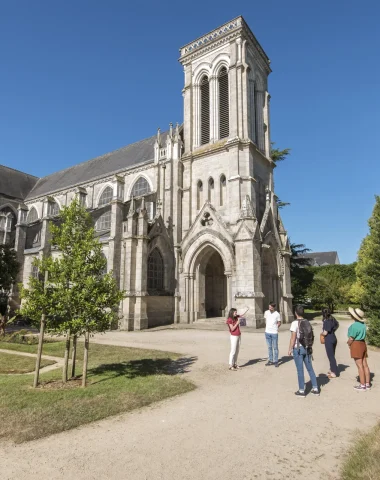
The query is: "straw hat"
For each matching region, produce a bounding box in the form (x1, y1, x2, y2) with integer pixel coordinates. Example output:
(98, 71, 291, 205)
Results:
(348, 307, 366, 323)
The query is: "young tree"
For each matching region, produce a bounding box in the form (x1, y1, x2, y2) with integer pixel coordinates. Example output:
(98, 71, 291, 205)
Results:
(0, 244, 19, 335)
(21, 199, 124, 386)
(356, 195, 380, 346)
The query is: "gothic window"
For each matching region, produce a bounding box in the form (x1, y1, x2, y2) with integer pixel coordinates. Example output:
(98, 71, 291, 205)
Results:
(31, 264, 39, 280)
(95, 211, 111, 232)
(131, 177, 151, 197)
(200, 75, 210, 145)
(27, 207, 38, 224)
(48, 201, 59, 217)
(208, 177, 214, 203)
(98, 186, 113, 207)
(197, 180, 203, 210)
(218, 67, 229, 139)
(100, 253, 108, 277)
(220, 175, 226, 206)
(147, 249, 164, 291)
(0, 215, 5, 230)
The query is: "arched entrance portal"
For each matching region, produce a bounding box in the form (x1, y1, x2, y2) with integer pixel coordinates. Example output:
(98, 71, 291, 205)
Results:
(195, 247, 227, 319)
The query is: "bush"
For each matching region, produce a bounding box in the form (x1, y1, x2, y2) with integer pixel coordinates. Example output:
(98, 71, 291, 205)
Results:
(2, 330, 54, 345)
(367, 313, 380, 347)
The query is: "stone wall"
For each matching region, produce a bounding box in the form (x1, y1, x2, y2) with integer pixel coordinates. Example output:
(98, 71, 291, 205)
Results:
(146, 296, 174, 328)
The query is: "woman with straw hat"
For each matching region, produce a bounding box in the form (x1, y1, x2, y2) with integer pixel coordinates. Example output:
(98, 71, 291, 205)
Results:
(347, 307, 371, 391)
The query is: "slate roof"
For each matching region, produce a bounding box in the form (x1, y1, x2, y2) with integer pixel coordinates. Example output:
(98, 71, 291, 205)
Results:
(0, 165, 38, 201)
(25, 131, 168, 201)
(301, 251, 340, 266)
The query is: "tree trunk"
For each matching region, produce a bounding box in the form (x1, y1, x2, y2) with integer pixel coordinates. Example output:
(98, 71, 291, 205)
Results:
(62, 332, 71, 383)
(82, 330, 90, 388)
(33, 314, 46, 388)
(71, 334, 77, 378)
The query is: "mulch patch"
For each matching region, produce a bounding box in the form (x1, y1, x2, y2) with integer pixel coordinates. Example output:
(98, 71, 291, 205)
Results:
(34, 378, 82, 390)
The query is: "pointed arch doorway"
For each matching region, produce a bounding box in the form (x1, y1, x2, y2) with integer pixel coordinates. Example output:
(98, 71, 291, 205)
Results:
(195, 246, 227, 319)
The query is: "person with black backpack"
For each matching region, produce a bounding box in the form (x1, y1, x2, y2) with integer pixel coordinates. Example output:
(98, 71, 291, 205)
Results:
(288, 305, 320, 398)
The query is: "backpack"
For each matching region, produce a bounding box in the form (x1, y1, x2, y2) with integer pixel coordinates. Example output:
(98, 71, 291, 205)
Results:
(298, 319, 314, 352)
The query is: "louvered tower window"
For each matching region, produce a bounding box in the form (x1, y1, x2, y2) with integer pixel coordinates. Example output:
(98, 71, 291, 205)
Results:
(200, 76, 210, 145)
(220, 175, 226, 206)
(197, 181, 203, 210)
(218, 67, 229, 139)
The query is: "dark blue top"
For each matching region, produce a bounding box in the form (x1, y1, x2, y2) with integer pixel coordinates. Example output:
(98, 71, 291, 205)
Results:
(323, 317, 339, 343)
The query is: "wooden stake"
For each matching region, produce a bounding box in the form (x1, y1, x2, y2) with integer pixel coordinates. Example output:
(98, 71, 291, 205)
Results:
(82, 330, 90, 388)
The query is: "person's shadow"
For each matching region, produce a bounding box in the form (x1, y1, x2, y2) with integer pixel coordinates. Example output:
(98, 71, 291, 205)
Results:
(356, 372, 375, 383)
(240, 355, 293, 368)
(240, 358, 266, 367)
(305, 374, 330, 394)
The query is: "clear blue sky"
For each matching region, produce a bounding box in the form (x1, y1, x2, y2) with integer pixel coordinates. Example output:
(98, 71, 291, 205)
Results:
(1, 1, 379, 264)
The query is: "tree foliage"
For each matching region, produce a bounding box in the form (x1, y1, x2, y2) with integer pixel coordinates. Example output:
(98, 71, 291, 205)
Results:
(356, 195, 380, 346)
(306, 264, 357, 312)
(290, 242, 313, 304)
(270, 143, 291, 209)
(0, 244, 19, 333)
(21, 199, 124, 385)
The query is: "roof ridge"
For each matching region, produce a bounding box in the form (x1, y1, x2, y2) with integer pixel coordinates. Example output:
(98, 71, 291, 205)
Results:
(0, 164, 39, 179)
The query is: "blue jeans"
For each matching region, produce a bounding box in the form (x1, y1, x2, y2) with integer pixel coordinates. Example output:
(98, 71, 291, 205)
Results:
(293, 346, 318, 391)
(265, 333, 279, 363)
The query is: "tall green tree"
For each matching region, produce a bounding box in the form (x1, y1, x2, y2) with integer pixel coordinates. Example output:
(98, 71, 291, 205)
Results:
(21, 199, 124, 386)
(307, 264, 357, 313)
(271, 143, 291, 209)
(356, 195, 380, 346)
(290, 242, 313, 304)
(0, 244, 19, 335)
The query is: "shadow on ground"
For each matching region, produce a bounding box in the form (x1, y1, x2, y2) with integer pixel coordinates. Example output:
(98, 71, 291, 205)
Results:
(88, 356, 198, 383)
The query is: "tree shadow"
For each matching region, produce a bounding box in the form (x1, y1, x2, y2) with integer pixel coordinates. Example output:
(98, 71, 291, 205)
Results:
(88, 356, 198, 384)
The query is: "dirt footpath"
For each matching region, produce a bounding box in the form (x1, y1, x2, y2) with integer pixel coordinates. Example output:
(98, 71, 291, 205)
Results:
(1, 321, 379, 480)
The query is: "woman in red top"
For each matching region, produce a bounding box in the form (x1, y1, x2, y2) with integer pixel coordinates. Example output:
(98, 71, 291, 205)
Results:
(226, 308, 241, 370)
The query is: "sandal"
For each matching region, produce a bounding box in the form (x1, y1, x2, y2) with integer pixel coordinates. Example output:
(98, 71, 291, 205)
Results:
(234, 365, 241, 369)
(229, 366, 237, 371)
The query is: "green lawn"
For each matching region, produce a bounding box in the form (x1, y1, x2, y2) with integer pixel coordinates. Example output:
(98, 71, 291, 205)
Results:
(341, 423, 380, 480)
(0, 340, 196, 443)
(0, 352, 55, 374)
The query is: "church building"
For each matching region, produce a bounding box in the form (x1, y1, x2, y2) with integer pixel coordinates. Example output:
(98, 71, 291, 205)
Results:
(0, 16, 293, 329)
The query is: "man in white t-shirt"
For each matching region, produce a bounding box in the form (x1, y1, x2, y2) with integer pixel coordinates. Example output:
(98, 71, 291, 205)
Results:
(264, 302, 281, 367)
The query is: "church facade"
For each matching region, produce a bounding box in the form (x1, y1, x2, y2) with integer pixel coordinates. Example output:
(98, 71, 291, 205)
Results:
(1, 16, 293, 329)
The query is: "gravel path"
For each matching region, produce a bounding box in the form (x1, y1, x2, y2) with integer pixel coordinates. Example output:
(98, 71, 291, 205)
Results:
(1, 320, 379, 480)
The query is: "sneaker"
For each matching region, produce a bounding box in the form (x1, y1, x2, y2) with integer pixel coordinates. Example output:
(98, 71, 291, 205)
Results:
(366, 383, 372, 390)
(311, 388, 320, 396)
(353, 384, 366, 392)
(294, 390, 306, 398)
(265, 361, 273, 366)
(274, 362, 279, 368)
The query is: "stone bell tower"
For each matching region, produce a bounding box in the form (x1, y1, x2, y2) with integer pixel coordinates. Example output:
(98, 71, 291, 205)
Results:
(176, 17, 293, 326)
